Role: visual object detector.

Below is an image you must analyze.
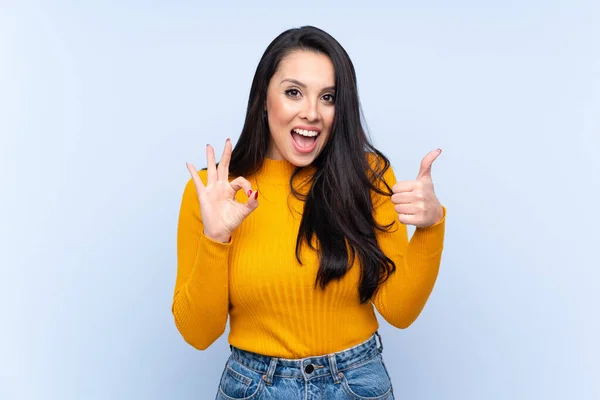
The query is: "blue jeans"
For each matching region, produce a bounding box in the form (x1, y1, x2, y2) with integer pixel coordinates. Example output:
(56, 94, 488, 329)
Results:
(216, 331, 395, 399)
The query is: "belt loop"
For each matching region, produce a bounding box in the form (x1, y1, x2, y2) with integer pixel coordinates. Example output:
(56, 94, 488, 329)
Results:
(262, 357, 278, 385)
(374, 330, 384, 353)
(328, 354, 341, 384)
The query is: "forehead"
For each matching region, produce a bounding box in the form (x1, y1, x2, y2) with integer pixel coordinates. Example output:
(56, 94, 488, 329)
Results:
(274, 50, 335, 86)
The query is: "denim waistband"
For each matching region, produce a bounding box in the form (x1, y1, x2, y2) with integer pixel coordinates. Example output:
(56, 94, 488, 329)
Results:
(229, 331, 384, 384)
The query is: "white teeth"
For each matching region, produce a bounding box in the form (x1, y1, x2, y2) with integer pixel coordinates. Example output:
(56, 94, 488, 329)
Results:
(292, 128, 319, 137)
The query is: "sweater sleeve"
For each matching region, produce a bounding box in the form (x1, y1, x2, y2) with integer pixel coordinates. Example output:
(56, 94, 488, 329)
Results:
(172, 170, 231, 350)
(371, 164, 446, 329)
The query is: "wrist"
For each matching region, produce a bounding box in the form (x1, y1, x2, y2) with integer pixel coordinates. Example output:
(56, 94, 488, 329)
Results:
(204, 230, 231, 243)
(431, 205, 445, 225)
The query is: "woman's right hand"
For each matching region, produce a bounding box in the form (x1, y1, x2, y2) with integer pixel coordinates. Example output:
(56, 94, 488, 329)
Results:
(186, 138, 259, 242)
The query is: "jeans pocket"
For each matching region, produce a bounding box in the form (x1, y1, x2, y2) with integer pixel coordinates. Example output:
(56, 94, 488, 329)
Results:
(217, 357, 265, 400)
(340, 354, 393, 400)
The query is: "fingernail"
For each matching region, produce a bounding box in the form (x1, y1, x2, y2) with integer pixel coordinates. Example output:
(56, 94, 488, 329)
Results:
(247, 190, 252, 197)
(227, 137, 231, 142)
(437, 148, 442, 153)
(254, 191, 258, 200)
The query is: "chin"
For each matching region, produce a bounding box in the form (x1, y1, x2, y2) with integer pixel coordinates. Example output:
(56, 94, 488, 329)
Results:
(286, 152, 318, 167)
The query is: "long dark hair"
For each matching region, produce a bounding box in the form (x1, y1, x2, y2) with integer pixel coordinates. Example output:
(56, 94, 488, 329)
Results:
(228, 26, 396, 303)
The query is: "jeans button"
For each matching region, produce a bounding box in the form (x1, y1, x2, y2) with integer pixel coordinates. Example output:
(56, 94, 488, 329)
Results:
(304, 364, 314, 374)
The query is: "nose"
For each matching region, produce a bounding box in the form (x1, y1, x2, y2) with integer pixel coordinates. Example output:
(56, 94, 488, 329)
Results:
(300, 99, 319, 122)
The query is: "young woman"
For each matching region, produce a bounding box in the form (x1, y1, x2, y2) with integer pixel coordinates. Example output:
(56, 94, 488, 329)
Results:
(173, 25, 446, 400)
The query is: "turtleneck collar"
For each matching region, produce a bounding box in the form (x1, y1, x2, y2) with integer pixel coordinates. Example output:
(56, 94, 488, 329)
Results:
(257, 157, 316, 184)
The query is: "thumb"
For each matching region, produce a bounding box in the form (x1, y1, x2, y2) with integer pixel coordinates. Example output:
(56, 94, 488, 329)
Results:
(244, 189, 259, 212)
(416, 148, 442, 180)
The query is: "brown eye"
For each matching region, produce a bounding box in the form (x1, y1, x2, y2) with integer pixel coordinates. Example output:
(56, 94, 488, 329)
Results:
(323, 94, 335, 103)
(285, 89, 301, 98)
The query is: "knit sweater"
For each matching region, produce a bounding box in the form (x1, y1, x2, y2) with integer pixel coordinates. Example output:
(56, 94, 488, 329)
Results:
(172, 156, 446, 358)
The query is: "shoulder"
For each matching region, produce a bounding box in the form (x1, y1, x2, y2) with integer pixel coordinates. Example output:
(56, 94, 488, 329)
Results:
(186, 168, 209, 186)
(366, 151, 396, 189)
(181, 168, 209, 201)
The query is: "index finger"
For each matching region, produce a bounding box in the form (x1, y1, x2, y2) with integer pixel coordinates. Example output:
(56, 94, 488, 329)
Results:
(392, 180, 416, 193)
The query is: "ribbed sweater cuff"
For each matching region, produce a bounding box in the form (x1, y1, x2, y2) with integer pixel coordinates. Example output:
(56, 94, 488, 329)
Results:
(186, 232, 231, 295)
(409, 205, 446, 256)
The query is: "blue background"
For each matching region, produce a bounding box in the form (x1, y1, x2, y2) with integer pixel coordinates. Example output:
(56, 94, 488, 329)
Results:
(1, 1, 599, 399)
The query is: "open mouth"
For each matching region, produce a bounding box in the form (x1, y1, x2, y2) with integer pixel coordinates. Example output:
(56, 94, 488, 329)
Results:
(290, 128, 320, 152)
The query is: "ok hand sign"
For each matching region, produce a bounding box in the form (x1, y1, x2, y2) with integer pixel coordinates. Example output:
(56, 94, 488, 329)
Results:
(186, 138, 259, 243)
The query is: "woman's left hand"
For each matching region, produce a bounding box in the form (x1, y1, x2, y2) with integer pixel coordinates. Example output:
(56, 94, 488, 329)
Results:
(391, 149, 444, 228)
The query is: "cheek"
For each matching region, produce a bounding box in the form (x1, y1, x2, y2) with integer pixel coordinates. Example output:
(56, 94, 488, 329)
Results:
(320, 109, 335, 142)
(269, 97, 296, 124)
(323, 107, 335, 129)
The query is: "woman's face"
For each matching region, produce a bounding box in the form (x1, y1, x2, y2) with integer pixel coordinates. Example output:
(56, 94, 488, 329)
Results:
(265, 50, 335, 166)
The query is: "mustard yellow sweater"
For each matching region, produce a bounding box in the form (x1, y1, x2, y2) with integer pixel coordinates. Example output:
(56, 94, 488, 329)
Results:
(172, 156, 446, 358)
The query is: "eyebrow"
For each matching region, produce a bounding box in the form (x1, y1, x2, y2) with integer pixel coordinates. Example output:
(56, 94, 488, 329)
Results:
(280, 78, 336, 92)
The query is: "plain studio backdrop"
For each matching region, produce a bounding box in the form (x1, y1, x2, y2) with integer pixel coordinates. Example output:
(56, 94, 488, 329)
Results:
(1, 1, 598, 399)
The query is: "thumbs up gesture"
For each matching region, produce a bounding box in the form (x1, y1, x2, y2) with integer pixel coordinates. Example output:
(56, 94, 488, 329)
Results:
(391, 149, 444, 228)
